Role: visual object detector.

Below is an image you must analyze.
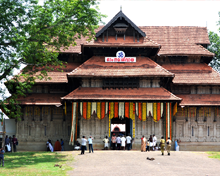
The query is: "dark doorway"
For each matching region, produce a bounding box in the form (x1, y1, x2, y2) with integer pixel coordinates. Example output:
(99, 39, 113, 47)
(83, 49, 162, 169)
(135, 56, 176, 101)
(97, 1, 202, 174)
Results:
(111, 118, 132, 136)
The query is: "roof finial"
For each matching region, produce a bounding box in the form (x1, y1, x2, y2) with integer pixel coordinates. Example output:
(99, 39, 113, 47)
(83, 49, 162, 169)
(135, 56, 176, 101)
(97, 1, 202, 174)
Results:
(120, 5, 122, 11)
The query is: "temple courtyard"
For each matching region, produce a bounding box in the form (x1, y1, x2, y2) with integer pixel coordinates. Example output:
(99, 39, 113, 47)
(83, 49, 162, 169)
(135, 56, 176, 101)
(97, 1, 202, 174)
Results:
(69, 150, 220, 176)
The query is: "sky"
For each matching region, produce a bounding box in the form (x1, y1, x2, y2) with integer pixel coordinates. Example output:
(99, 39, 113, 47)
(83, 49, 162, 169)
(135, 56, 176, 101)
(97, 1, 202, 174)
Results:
(97, 0, 220, 34)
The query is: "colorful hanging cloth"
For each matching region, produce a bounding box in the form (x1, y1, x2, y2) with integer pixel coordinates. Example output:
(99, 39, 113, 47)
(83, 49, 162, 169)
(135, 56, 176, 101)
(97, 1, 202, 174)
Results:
(136, 103, 138, 117)
(114, 102, 119, 118)
(101, 102, 105, 119)
(125, 102, 129, 118)
(129, 102, 133, 119)
(161, 103, 164, 118)
(142, 102, 147, 121)
(69, 102, 77, 145)
(147, 103, 153, 117)
(157, 103, 161, 122)
(82, 102, 87, 119)
(91, 102, 97, 115)
(173, 102, 177, 116)
(97, 102, 101, 119)
(109, 102, 114, 119)
(80, 102, 83, 116)
(105, 102, 108, 115)
(138, 102, 142, 120)
(87, 102, 91, 119)
(119, 102, 125, 119)
(153, 103, 157, 122)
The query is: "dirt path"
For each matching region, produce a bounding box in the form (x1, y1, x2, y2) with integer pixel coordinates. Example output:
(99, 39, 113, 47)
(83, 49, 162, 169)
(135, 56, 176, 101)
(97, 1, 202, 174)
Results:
(68, 150, 220, 176)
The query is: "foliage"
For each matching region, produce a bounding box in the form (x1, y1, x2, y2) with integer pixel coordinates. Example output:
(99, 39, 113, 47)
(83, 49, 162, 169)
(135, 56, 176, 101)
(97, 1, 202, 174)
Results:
(0, 151, 74, 176)
(208, 31, 220, 71)
(0, 0, 104, 120)
(207, 151, 220, 160)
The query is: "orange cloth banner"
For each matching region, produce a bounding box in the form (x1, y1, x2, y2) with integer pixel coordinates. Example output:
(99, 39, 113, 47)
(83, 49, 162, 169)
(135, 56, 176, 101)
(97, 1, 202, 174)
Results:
(101, 102, 105, 119)
(138, 103, 142, 120)
(114, 102, 119, 118)
(173, 102, 177, 116)
(125, 102, 129, 118)
(82, 102, 87, 119)
(157, 103, 161, 122)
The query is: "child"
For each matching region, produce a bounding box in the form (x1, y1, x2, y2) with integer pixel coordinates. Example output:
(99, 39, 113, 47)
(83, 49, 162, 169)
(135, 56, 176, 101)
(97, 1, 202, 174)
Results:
(0, 147, 5, 167)
(146, 140, 150, 152)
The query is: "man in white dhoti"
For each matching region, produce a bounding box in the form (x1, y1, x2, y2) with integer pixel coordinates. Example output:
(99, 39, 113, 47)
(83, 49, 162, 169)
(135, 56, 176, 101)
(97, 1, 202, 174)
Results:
(153, 134, 157, 151)
(121, 135, 126, 150)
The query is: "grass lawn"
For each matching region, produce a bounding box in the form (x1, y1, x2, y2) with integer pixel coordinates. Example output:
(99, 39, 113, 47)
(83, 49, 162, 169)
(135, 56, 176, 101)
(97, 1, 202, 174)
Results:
(207, 152, 220, 160)
(0, 151, 74, 176)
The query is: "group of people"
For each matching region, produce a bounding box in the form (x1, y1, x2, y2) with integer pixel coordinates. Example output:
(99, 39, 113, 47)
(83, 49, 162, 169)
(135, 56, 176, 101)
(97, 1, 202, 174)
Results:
(46, 139, 64, 152)
(111, 133, 132, 150)
(5, 135, 18, 153)
(141, 134, 157, 152)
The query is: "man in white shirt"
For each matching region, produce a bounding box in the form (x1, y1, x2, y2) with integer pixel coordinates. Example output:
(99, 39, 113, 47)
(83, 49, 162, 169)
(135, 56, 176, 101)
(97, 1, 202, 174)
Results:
(116, 135, 121, 150)
(81, 136, 87, 155)
(126, 134, 132, 150)
(121, 135, 126, 150)
(103, 136, 109, 150)
(88, 136, 94, 153)
(153, 134, 157, 151)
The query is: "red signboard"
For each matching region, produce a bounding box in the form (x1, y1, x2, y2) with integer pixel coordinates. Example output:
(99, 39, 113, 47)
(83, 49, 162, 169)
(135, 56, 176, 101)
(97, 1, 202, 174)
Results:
(105, 57, 136, 62)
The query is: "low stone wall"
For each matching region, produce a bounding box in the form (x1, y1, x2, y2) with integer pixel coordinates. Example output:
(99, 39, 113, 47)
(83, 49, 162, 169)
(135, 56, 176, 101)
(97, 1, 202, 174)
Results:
(178, 142, 220, 151)
(17, 141, 74, 151)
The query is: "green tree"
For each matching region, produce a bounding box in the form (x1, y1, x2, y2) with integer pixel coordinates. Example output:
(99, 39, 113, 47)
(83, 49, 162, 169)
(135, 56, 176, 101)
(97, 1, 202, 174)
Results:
(0, 0, 104, 120)
(208, 31, 220, 71)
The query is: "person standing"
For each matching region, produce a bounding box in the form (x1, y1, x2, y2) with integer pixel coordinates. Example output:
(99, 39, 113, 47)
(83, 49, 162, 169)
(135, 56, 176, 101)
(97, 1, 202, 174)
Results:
(146, 140, 150, 152)
(103, 136, 109, 150)
(88, 136, 94, 153)
(54, 140, 61, 151)
(166, 137, 172, 156)
(126, 134, 132, 150)
(116, 135, 121, 150)
(81, 136, 87, 155)
(48, 140, 54, 152)
(160, 136, 165, 155)
(60, 139, 64, 151)
(141, 135, 146, 152)
(0, 148, 5, 167)
(5, 135, 10, 152)
(153, 134, 157, 151)
(111, 133, 117, 150)
(12, 135, 18, 152)
(121, 135, 126, 150)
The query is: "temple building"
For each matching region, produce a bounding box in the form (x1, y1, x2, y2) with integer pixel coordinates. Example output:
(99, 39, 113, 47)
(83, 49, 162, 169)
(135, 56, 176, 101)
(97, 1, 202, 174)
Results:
(8, 10, 220, 151)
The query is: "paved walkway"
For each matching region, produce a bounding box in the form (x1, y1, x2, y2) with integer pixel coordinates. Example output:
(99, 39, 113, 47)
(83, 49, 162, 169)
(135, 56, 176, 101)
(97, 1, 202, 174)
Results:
(68, 150, 220, 176)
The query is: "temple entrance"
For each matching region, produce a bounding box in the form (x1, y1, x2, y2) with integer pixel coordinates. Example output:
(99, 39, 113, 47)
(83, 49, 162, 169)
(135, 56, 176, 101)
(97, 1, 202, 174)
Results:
(111, 118, 132, 137)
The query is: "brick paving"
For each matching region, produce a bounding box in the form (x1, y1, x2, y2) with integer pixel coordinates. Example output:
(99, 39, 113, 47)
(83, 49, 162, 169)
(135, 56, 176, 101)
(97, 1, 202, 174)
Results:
(68, 150, 220, 176)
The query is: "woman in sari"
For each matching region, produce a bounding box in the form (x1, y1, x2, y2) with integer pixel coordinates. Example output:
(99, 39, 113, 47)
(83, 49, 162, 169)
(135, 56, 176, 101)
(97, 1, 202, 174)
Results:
(141, 135, 146, 152)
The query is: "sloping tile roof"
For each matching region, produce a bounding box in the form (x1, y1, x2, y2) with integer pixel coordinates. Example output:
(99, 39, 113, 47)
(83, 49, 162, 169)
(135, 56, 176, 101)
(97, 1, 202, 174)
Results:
(19, 63, 81, 83)
(96, 11, 146, 37)
(162, 63, 220, 85)
(84, 36, 160, 48)
(177, 94, 220, 106)
(68, 56, 174, 77)
(60, 26, 213, 57)
(61, 87, 182, 101)
(13, 94, 64, 105)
